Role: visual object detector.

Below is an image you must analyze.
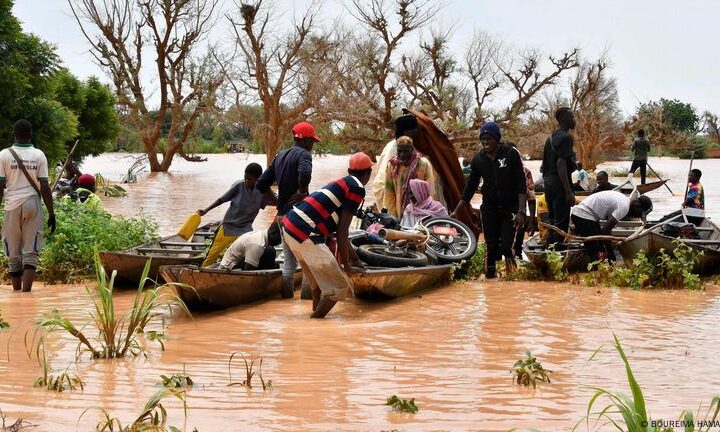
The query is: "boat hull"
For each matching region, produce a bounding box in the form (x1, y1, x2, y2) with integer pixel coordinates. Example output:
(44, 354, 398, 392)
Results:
(351, 265, 451, 300)
(523, 235, 591, 273)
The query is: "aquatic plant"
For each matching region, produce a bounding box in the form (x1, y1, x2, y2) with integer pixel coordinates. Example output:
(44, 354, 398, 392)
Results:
(0, 312, 8, 330)
(24, 335, 84, 393)
(449, 245, 486, 281)
(579, 334, 719, 432)
(39, 256, 190, 359)
(386, 395, 419, 414)
(160, 367, 194, 389)
(505, 260, 542, 281)
(512, 351, 553, 389)
(585, 240, 703, 290)
(94, 174, 128, 197)
(227, 353, 272, 391)
(544, 250, 568, 282)
(0, 409, 34, 432)
(89, 388, 189, 432)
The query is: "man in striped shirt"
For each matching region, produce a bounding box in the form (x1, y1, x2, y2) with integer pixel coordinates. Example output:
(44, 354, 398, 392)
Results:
(282, 153, 373, 318)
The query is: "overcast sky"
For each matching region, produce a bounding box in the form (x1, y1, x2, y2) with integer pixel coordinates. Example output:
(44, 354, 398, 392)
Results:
(12, 0, 720, 117)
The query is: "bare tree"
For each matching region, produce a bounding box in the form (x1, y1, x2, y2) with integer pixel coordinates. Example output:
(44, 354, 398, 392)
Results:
(219, 0, 335, 164)
(69, 0, 223, 172)
(464, 31, 502, 126)
(569, 58, 623, 168)
(318, 0, 439, 155)
(702, 111, 720, 144)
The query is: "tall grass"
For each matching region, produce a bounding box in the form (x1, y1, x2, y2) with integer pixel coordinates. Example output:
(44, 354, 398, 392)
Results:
(39, 254, 190, 359)
(580, 334, 720, 431)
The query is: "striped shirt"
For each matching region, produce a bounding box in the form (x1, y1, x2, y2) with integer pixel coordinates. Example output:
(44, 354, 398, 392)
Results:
(282, 175, 365, 243)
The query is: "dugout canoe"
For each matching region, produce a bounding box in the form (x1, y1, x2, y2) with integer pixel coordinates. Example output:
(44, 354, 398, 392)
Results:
(618, 215, 720, 275)
(522, 234, 592, 274)
(159, 265, 302, 310)
(350, 264, 452, 300)
(99, 222, 219, 286)
(532, 179, 669, 197)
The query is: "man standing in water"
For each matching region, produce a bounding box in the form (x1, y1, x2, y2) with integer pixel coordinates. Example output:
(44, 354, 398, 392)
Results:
(282, 153, 372, 318)
(541, 107, 576, 245)
(451, 122, 526, 278)
(629, 129, 651, 185)
(256, 121, 318, 298)
(0, 120, 56, 292)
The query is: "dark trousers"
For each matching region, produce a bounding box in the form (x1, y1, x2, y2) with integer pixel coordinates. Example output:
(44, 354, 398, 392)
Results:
(571, 214, 605, 261)
(481, 204, 516, 273)
(630, 159, 647, 184)
(543, 176, 572, 244)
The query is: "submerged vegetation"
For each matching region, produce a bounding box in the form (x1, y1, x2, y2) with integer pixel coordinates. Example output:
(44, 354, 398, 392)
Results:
(227, 353, 272, 391)
(386, 395, 419, 414)
(160, 367, 194, 389)
(88, 389, 190, 432)
(581, 334, 720, 431)
(585, 241, 703, 290)
(511, 351, 553, 389)
(0, 409, 34, 432)
(39, 257, 189, 359)
(449, 245, 486, 281)
(0, 312, 8, 330)
(31, 341, 84, 393)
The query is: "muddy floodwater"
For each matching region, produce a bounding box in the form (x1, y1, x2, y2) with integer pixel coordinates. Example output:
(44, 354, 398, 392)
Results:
(1, 154, 719, 431)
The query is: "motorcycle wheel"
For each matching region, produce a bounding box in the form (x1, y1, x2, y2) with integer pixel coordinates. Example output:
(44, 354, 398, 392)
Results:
(356, 244, 429, 268)
(421, 217, 478, 263)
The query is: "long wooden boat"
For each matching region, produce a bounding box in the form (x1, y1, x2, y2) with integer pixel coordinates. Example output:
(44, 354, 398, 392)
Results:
(99, 222, 219, 286)
(159, 264, 302, 310)
(351, 264, 451, 300)
(618, 215, 720, 275)
(531, 179, 668, 197)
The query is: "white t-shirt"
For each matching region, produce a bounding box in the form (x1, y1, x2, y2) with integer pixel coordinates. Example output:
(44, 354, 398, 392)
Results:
(0, 144, 49, 211)
(219, 230, 268, 270)
(571, 190, 630, 222)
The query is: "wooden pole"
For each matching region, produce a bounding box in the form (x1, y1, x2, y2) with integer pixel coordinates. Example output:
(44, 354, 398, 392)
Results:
(52, 139, 80, 191)
(645, 162, 674, 195)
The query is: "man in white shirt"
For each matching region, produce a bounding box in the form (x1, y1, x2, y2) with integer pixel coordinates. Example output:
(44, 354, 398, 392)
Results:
(570, 190, 652, 260)
(0, 120, 56, 292)
(219, 223, 281, 271)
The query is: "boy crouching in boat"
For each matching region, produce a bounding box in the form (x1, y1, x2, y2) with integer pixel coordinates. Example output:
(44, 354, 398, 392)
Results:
(198, 163, 276, 266)
(281, 153, 373, 318)
(218, 223, 282, 271)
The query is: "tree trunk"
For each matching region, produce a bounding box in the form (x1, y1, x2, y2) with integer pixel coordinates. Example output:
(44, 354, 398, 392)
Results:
(144, 137, 163, 172)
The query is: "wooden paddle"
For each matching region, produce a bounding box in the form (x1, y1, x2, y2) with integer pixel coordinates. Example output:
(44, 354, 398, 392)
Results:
(539, 222, 628, 242)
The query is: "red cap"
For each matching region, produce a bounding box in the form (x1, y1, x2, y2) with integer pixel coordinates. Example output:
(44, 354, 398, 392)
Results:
(349, 152, 373, 170)
(292, 121, 320, 142)
(78, 174, 95, 188)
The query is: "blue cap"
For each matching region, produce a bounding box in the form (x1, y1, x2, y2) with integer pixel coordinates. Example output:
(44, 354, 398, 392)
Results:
(479, 121, 501, 141)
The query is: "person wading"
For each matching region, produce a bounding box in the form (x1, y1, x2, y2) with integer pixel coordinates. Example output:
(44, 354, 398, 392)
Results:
(541, 107, 577, 245)
(281, 153, 372, 318)
(256, 121, 317, 298)
(198, 163, 272, 266)
(629, 129, 651, 185)
(0, 120, 56, 292)
(451, 122, 527, 278)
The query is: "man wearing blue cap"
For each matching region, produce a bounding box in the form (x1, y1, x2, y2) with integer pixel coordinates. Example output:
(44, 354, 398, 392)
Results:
(451, 122, 527, 278)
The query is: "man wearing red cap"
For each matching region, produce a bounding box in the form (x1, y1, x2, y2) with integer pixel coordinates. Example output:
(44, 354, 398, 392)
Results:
(281, 152, 373, 318)
(63, 173, 105, 212)
(256, 121, 318, 298)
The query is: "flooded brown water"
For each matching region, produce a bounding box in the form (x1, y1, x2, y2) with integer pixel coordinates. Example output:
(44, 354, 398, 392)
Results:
(0, 154, 719, 431)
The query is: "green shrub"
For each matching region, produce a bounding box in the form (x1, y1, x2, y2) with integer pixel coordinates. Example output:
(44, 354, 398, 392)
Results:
(512, 351, 552, 389)
(585, 240, 702, 290)
(0, 200, 158, 283)
(449, 245, 485, 281)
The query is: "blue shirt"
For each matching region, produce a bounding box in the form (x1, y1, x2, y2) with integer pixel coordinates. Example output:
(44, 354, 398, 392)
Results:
(282, 175, 365, 243)
(256, 145, 313, 214)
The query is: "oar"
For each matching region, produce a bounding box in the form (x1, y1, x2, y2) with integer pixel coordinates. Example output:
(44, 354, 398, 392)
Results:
(52, 138, 80, 191)
(645, 162, 674, 195)
(539, 222, 627, 242)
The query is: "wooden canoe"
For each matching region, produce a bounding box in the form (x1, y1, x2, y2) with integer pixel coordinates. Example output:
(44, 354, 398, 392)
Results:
(99, 222, 219, 286)
(532, 179, 669, 197)
(351, 264, 451, 300)
(159, 264, 302, 310)
(618, 216, 720, 275)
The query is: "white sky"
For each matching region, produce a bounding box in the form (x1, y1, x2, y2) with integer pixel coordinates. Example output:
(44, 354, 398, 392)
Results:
(12, 0, 720, 117)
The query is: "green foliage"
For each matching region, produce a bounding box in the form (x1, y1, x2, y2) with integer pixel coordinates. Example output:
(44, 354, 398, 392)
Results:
(38, 255, 191, 359)
(0, 311, 8, 329)
(386, 395, 419, 414)
(678, 135, 710, 159)
(585, 240, 702, 290)
(544, 250, 568, 281)
(160, 369, 194, 389)
(27, 337, 84, 393)
(8, 199, 157, 282)
(580, 334, 720, 432)
(227, 353, 272, 390)
(94, 174, 128, 198)
(90, 388, 188, 432)
(511, 351, 552, 389)
(449, 245, 485, 281)
(504, 260, 542, 281)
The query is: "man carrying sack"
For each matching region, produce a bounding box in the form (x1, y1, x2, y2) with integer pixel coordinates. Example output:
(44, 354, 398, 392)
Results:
(0, 120, 56, 292)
